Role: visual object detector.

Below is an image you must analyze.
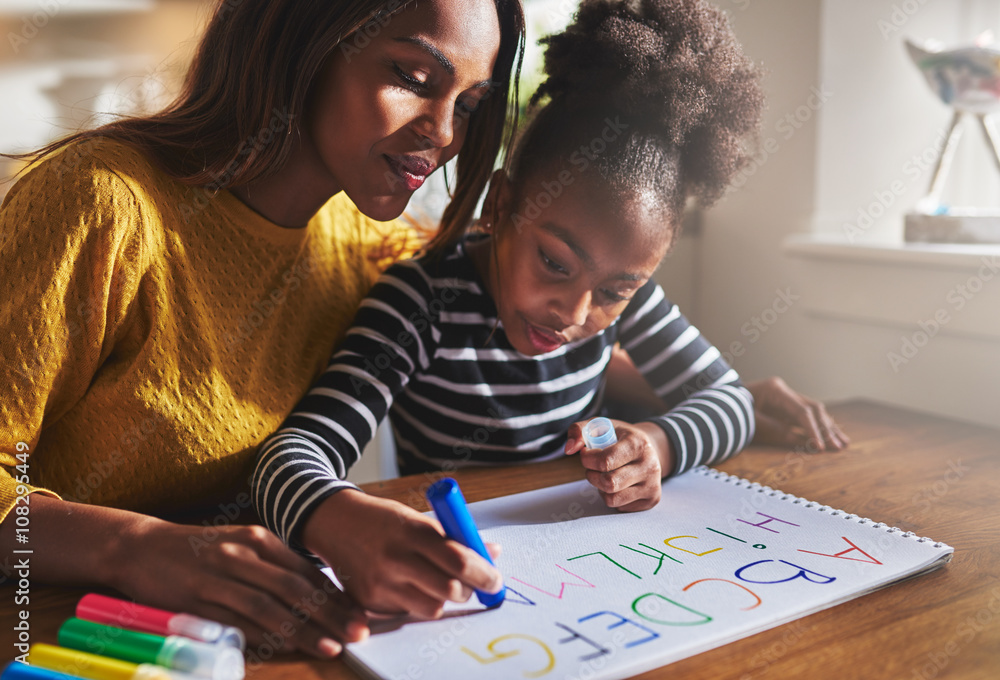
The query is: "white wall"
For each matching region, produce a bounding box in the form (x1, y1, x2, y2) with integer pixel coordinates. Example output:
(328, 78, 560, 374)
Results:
(690, 0, 826, 397)
(694, 0, 1000, 429)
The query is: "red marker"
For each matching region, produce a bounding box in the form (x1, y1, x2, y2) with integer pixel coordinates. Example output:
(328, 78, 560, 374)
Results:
(77, 594, 245, 650)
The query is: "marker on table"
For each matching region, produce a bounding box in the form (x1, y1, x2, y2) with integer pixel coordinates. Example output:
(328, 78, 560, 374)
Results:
(1, 661, 86, 680)
(58, 619, 243, 680)
(28, 644, 202, 680)
(76, 595, 245, 650)
(426, 478, 505, 608)
(582, 417, 617, 450)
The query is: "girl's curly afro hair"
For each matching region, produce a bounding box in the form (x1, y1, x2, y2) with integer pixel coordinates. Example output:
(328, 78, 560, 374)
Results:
(508, 0, 764, 238)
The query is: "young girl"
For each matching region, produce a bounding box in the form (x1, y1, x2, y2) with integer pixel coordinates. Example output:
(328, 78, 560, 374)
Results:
(253, 0, 764, 623)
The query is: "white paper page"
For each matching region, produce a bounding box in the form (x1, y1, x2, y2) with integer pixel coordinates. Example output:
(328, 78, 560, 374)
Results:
(340, 467, 952, 680)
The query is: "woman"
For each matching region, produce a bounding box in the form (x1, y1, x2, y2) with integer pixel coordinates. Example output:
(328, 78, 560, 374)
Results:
(0, 0, 524, 658)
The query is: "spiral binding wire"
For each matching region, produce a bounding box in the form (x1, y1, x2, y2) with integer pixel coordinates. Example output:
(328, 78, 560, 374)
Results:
(693, 466, 950, 549)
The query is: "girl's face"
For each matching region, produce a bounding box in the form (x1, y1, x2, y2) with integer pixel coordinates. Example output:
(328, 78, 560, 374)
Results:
(486, 175, 671, 356)
(307, 0, 501, 221)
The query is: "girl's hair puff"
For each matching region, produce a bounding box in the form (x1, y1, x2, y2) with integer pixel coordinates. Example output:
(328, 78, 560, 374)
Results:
(507, 0, 763, 241)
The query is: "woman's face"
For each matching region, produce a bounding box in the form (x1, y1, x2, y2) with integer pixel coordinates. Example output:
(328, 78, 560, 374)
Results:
(307, 0, 501, 221)
(488, 175, 671, 357)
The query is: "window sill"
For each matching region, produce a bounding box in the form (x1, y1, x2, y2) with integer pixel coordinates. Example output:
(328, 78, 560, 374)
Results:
(783, 234, 1000, 342)
(783, 233, 1000, 271)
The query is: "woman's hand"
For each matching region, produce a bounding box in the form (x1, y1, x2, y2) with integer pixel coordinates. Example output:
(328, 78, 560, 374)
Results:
(564, 419, 672, 512)
(302, 489, 503, 619)
(0, 495, 368, 659)
(747, 377, 849, 451)
(114, 513, 370, 658)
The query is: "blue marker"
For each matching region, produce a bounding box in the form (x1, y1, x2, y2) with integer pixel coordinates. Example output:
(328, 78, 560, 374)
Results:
(1, 661, 85, 680)
(426, 478, 505, 608)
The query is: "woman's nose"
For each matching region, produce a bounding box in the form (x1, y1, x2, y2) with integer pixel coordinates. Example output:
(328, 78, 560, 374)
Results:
(415, 98, 457, 149)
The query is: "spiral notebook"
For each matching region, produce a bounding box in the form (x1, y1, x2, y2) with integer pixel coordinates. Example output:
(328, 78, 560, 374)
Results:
(341, 467, 953, 680)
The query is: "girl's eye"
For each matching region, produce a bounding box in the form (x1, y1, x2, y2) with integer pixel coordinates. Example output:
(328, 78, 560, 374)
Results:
(393, 64, 427, 93)
(600, 289, 630, 304)
(539, 248, 567, 274)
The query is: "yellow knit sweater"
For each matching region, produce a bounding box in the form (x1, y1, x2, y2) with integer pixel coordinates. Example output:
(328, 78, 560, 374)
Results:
(0, 138, 407, 523)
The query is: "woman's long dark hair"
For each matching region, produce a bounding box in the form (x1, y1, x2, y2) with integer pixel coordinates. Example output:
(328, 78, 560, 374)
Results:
(8, 0, 523, 237)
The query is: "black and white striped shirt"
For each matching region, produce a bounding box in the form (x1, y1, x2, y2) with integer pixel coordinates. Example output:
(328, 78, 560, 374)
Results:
(252, 238, 754, 550)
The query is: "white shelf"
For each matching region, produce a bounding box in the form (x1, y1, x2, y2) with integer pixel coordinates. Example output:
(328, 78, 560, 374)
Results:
(0, 0, 153, 16)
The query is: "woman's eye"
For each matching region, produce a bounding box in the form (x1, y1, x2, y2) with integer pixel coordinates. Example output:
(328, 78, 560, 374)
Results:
(539, 249, 567, 274)
(393, 64, 427, 93)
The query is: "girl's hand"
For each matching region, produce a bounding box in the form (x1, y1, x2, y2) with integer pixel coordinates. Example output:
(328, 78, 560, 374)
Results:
(302, 489, 503, 619)
(747, 377, 849, 451)
(565, 419, 672, 512)
(114, 516, 369, 659)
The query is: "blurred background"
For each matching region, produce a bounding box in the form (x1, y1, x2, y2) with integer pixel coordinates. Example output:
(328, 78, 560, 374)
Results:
(2, 0, 997, 482)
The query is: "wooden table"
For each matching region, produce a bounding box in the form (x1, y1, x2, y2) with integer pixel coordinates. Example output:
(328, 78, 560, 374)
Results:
(4, 400, 999, 678)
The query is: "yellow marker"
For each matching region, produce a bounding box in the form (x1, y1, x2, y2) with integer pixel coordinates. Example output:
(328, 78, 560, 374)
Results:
(28, 644, 200, 680)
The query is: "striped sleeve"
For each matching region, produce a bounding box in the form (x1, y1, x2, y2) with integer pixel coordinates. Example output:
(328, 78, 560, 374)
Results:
(617, 280, 755, 476)
(251, 260, 440, 552)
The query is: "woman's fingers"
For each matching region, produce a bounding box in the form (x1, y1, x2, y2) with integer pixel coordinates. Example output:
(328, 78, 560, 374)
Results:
(218, 529, 370, 642)
(195, 574, 343, 657)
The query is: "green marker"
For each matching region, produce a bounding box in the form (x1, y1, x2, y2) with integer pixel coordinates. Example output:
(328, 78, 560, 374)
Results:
(58, 618, 244, 680)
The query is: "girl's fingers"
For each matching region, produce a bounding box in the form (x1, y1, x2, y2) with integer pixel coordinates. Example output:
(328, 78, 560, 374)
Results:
(416, 520, 504, 595)
(565, 421, 586, 455)
(599, 478, 660, 511)
(390, 552, 473, 604)
(579, 442, 640, 473)
(418, 538, 504, 597)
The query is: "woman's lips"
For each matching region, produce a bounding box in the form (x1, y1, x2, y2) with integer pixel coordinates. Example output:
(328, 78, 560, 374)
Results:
(524, 320, 565, 354)
(385, 154, 435, 192)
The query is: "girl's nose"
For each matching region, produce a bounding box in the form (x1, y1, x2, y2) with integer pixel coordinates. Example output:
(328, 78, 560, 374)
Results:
(555, 288, 592, 329)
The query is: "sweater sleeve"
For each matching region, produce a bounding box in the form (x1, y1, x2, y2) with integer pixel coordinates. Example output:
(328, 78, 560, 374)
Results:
(0, 146, 144, 523)
(251, 259, 440, 552)
(617, 280, 755, 476)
